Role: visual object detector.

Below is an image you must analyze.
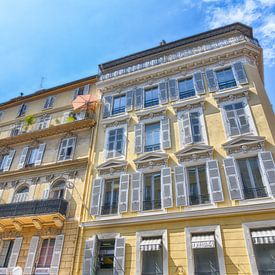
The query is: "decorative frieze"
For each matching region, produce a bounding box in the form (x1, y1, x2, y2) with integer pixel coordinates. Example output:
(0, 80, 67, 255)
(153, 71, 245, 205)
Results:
(172, 97, 205, 113)
(97, 159, 128, 176)
(136, 106, 166, 121)
(214, 88, 249, 106)
(133, 152, 169, 171)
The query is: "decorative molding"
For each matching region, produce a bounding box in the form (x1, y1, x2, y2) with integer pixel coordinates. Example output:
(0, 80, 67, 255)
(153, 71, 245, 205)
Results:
(102, 114, 131, 128)
(36, 226, 62, 236)
(134, 152, 169, 170)
(172, 97, 205, 112)
(31, 177, 40, 185)
(136, 106, 166, 121)
(213, 88, 249, 106)
(0, 230, 22, 239)
(96, 159, 128, 176)
(0, 147, 11, 155)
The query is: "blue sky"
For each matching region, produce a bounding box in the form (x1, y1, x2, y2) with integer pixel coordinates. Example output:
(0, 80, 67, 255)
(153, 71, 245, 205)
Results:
(0, 0, 274, 106)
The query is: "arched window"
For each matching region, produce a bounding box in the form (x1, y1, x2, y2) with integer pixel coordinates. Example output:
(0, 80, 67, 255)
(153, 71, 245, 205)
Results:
(13, 186, 29, 203)
(49, 180, 66, 199)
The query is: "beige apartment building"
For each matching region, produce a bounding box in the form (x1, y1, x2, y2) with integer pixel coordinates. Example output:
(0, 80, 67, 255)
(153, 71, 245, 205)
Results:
(76, 23, 275, 275)
(0, 75, 99, 275)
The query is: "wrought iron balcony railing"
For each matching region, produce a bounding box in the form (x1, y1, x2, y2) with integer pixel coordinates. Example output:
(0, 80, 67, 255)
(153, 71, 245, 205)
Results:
(0, 198, 68, 218)
(179, 89, 196, 99)
(112, 106, 126, 115)
(144, 98, 159, 108)
(100, 204, 118, 215)
(258, 270, 275, 275)
(144, 143, 161, 152)
(218, 79, 237, 90)
(243, 186, 268, 200)
(189, 194, 211, 206)
(143, 199, 162, 211)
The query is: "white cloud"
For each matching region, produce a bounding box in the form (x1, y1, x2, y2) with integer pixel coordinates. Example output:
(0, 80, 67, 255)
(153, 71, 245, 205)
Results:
(258, 0, 275, 6)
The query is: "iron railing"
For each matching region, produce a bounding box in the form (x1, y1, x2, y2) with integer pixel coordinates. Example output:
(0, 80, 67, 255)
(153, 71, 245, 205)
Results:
(112, 106, 126, 115)
(0, 198, 68, 218)
(189, 194, 210, 206)
(258, 270, 275, 275)
(145, 143, 161, 152)
(195, 272, 220, 275)
(100, 204, 118, 215)
(218, 79, 237, 90)
(179, 89, 196, 99)
(143, 200, 162, 211)
(144, 98, 159, 108)
(243, 187, 268, 200)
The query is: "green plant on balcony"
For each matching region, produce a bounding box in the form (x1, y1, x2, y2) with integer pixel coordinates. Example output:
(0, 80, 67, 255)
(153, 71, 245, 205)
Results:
(23, 114, 36, 131)
(66, 112, 76, 123)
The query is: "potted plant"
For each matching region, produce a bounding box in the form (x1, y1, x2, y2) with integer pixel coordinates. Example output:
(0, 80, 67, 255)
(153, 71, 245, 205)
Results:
(23, 114, 36, 131)
(66, 112, 76, 123)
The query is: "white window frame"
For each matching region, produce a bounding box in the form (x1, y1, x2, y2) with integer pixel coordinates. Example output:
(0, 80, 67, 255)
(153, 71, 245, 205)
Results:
(104, 124, 127, 161)
(215, 65, 238, 91)
(243, 220, 275, 275)
(177, 75, 197, 100)
(37, 115, 51, 130)
(178, 107, 208, 147)
(143, 85, 160, 109)
(0, 239, 14, 269)
(43, 96, 55, 109)
(57, 136, 76, 162)
(136, 229, 168, 275)
(12, 185, 29, 203)
(220, 97, 257, 139)
(186, 225, 226, 275)
(111, 94, 126, 116)
(10, 123, 22, 137)
(17, 103, 27, 117)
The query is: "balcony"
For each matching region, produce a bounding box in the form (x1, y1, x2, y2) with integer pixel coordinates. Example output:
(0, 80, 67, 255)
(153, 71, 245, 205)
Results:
(0, 199, 68, 231)
(144, 98, 159, 108)
(189, 194, 211, 206)
(0, 111, 96, 147)
(243, 187, 268, 200)
(218, 79, 237, 90)
(179, 89, 196, 100)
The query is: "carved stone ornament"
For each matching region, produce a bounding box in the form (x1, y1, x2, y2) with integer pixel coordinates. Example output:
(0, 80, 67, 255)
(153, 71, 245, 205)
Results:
(173, 97, 205, 113)
(0, 230, 22, 239)
(214, 88, 249, 106)
(136, 106, 166, 121)
(31, 177, 40, 184)
(46, 174, 55, 181)
(133, 152, 169, 170)
(97, 159, 128, 176)
(36, 226, 62, 236)
(102, 114, 130, 128)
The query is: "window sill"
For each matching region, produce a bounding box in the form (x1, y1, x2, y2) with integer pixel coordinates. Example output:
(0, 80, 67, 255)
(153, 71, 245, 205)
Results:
(239, 196, 274, 206)
(95, 214, 122, 221)
(184, 203, 216, 211)
(137, 208, 167, 216)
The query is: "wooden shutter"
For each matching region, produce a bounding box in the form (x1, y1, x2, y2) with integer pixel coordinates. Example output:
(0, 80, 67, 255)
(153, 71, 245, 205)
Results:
(193, 72, 205, 94)
(233, 62, 248, 84)
(206, 160, 224, 202)
(134, 88, 143, 110)
(182, 112, 192, 144)
(168, 79, 179, 101)
(90, 178, 103, 216)
(223, 157, 243, 200)
(159, 81, 168, 104)
(113, 237, 125, 275)
(206, 69, 218, 92)
(161, 117, 171, 149)
(24, 236, 39, 274)
(18, 146, 29, 169)
(106, 130, 115, 159)
(258, 151, 275, 196)
(34, 143, 46, 166)
(3, 149, 15, 172)
(134, 123, 143, 154)
(50, 234, 64, 275)
(8, 237, 23, 268)
(224, 108, 240, 136)
(126, 90, 134, 111)
(161, 167, 173, 208)
(82, 236, 98, 275)
(174, 166, 187, 206)
(119, 174, 129, 213)
(102, 96, 112, 118)
(131, 173, 141, 212)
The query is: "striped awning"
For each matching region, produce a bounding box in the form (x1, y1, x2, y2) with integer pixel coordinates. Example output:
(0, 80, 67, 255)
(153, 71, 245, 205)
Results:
(192, 234, 215, 249)
(140, 239, 162, 251)
(252, 229, 275, 245)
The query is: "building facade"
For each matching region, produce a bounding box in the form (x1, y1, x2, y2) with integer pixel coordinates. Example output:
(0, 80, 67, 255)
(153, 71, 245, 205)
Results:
(0, 76, 99, 275)
(77, 23, 275, 275)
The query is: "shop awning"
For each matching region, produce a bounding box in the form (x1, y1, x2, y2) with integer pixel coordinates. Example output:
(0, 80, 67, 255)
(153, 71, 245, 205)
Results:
(252, 229, 275, 245)
(192, 234, 215, 249)
(140, 239, 162, 251)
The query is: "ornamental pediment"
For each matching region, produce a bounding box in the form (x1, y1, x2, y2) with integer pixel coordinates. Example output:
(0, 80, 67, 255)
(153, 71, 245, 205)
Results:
(175, 144, 213, 163)
(133, 152, 168, 170)
(96, 159, 128, 176)
(222, 135, 265, 155)
(172, 97, 205, 112)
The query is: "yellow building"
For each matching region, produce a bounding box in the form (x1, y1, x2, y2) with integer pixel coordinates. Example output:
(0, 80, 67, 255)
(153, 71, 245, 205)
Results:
(0, 75, 99, 275)
(77, 23, 275, 275)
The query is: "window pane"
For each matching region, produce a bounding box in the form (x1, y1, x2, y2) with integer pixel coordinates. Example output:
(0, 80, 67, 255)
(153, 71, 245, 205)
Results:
(190, 112, 202, 142)
(216, 68, 237, 90)
(178, 78, 195, 99)
(145, 123, 160, 152)
(144, 87, 159, 108)
(143, 173, 161, 211)
(254, 243, 275, 274)
(112, 95, 126, 115)
(142, 250, 163, 275)
(101, 179, 119, 215)
(98, 240, 115, 269)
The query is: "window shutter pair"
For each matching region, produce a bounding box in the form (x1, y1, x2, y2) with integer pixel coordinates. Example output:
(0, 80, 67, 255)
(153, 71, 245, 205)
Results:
(73, 85, 90, 100)
(3, 149, 15, 172)
(44, 96, 55, 109)
(106, 128, 126, 160)
(174, 161, 224, 206)
(8, 237, 23, 268)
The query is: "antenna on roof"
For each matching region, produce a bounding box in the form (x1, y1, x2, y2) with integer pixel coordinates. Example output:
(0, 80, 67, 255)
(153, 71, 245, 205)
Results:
(40, 76, 46, 89)
(160, 40, 166, 46)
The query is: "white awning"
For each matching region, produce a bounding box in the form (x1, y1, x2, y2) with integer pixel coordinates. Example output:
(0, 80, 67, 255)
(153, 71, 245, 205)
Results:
(252, 229, 275, 245)
(192, 234, 215, 249)
(140, 239, 162, 251)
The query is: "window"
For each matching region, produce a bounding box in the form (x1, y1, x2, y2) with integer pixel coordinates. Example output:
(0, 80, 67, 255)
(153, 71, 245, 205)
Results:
(101, 178, 119, 215)
(17, 104, 27, 117)
(37, 115, 51, 130)
(0, 240, 14, 268)
(0, 154, 9, 171)
(49, 181, 66, 199)
(223, 102, 250, 136)
(10, 123, 22, 137)
(178, 78, 196, 99)
(73, 85, 89, 100)
(13, 186, 29, 203)
(190, 112, 202, 143)
(143, 172, 161, 211)
(112, 95, 126, 115)
(97, 240, 115, 271)
(106, 127, 125, 159)
(144, 87, 159, 108)
(187, 165, 210, 205)
(237, 157, 267, 200)
(58, 137, 76, 161)
(25, 147, 38, 167)
(145, 122, 160, 152)
(36, 238, 55, 268)
(43, 96, 54, 109)
(216, 67, 237, 90)
(0, 111, 4, 121)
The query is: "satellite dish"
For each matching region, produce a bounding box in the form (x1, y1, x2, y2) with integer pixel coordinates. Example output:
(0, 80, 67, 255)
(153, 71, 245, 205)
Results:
(66, 181, 75, 189)
(12, 267, 22, 275)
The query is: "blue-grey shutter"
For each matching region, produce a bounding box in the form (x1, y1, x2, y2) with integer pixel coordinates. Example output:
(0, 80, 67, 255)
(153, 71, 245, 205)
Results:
(24, 236, 39, 274)
(90, 178, 103, 216)
(182, 112, 192, 144)
(113, 237, 125, 275)
(223, 157, 243, 200)
(161, 167, 173, 208)
(131, 173, 141, 212)
(258, 151, 275, 196)
(168, 79, 179, 101)
(126, 90, 134, 111)
(206, 69, 218, 92)
(3, 149, 15, 172)
(134, 123, 143, 154)
(207, 160, 224, 202)
(34, 143, 46, 166)
(119, 174, 129, 213)
(83, 84, 90, 94)
(8, 237, 23, 268)
(174, 166, 187, 206)
(103, 96, 112, 118)
(233, 62, 248, 85)
(225, 108, 240, 136)
(82, 236, 98, 275)
(50, 235, 64, 275)
(161, 117, 171, 149)
(134, 88, 143, 110)
(18, 146, 29, 169)
(159, 81, 168, 104)
(193, 72, 205, 94)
